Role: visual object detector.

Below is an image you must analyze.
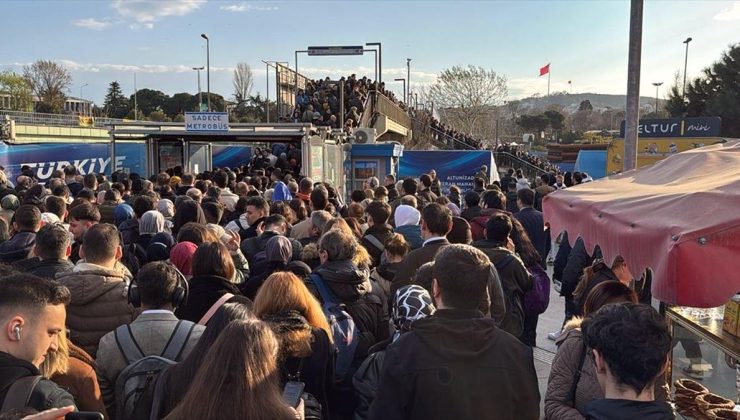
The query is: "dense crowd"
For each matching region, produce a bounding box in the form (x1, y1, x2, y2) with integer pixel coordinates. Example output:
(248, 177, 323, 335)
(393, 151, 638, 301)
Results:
(0, 156, 676, 420)
(496, 144, 561, 173)
(429, 117, 484, 150)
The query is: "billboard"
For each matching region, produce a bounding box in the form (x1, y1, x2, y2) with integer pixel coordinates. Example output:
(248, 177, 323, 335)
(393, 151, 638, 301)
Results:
(0, 142, 146, 182)
(619, 117, 722, 138)
(606, 137, 727, 174)
(212, 145, 252, 169)
(399, 150, 497, 194)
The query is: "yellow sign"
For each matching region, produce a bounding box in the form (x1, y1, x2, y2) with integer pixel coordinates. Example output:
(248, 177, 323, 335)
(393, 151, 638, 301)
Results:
(78, 116, 95, 127)
(606, 137, 726, 174)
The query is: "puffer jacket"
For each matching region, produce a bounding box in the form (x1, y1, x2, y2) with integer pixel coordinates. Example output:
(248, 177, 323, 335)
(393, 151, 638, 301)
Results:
(0, 231, 36, 263)
(393, 224, 423, 250)
(312, 260, 389, 364)
(544, 318, 668, 420)
(56, 264, 136, 357)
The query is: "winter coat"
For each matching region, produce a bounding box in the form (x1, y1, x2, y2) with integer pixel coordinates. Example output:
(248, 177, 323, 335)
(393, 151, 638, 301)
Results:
(545, 318, 669, 420)
(0, 231, 36, 263)
(393, 224, 423, 250)
(56, 264, 137, 357)
(118, 218, 139, 245)
(240, 231, 303, 266)
(516, 177, 531, 191)
(360, 224, 395, 266)
(474, 241, 532, 340)
(583, 399, 675, 420)
(311, 260, 388, 364)
(561, 237, 599, 298)
(385, 184, 399, 202)
(514, 207, 548, 261)
(51, 343, 107, 417)
(0, 351, 76, 412)
(98, 201, 118, 225)
(460, 205, 482, 222)
(353, 339, 390, 420)
(174, 274, 243, 323)
(367, 309, 540, 420)
(391, 238, 449, 298)
(12, 257, 74, 279)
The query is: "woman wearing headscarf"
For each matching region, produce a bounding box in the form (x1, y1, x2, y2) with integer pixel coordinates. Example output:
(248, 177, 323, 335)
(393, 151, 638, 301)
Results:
(352, 285, 435, 419)
(393, 205, 423, 250)
(157, 198, 175, 231)
(0, 194, 20, 225)
(241, 235, 312, 300)
(113, 203, 135, 227)
(146, 231, 176, 262)
(138, 210, 166, 250)
(170, 241, 197, 280)
(172, 200, 206, 236)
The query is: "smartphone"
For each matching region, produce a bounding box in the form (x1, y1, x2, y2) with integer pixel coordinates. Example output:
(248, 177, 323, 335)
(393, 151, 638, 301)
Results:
(65, 412, 104, 420)
(282, 380, 305, 408)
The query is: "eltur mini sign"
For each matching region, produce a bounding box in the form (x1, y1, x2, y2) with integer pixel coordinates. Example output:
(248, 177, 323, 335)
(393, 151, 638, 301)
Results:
(185, 112, 230, 132)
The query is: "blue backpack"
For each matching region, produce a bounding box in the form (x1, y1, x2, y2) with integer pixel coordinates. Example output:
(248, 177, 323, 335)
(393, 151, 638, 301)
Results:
(310, 273, 359, 381)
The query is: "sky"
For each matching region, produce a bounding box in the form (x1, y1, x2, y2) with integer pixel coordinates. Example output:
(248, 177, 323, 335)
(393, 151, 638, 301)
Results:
(2, 0, 739, 107)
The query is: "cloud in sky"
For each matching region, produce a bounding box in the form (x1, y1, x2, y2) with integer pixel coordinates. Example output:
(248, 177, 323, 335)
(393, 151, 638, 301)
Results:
(2, 59, 242, 75)
(714, 1, 740, 20)
(73, 18, 112, 30)
(111, 0, 206, 26)
(220, 2, 278, 12)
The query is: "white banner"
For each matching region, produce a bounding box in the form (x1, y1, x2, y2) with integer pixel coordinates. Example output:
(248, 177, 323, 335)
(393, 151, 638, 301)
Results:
(185, 112, 229, 132)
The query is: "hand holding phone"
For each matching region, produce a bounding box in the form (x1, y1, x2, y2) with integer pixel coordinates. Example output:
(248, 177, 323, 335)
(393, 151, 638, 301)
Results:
(282, 380, 305, 408)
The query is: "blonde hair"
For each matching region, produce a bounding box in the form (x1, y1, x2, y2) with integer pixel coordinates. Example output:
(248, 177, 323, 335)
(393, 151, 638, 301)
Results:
(39, 329, 70, 378)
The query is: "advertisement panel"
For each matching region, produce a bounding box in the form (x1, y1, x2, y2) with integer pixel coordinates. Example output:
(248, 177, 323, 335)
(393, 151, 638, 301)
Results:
(399, 150, 497, 194)
(619, 117, 722, 138)
(0, 142, 146, 181)
(212, 145, 252, 169)
(606, 137, 727, 174)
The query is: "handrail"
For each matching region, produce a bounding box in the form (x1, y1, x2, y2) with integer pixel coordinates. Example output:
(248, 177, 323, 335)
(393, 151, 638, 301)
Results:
(358, 92, 375, 128)
(493, 151, 548, 178)
(374, 92, 411, 128)
(0, 110, 124, 128)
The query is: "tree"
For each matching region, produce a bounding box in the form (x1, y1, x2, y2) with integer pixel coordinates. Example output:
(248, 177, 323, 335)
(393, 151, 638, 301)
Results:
(103, 81, 129, 118)
(578, 99, 593, 112)
(517, 114, 550, 135)
(164, 92, 196, 118)
(232, 62, 254, 104)
(0, 71, 34, 111)
(427, 65, 508, 135)
(129, 88, 168, 116)
(23, 60, 72, 113)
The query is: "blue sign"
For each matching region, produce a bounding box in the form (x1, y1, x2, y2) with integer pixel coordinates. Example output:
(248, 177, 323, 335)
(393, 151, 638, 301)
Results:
(184, 112, 229, 132)
(0, 141, 147, 181)
(399, 150, 496, 194)
(619, 117, 722, 138)
(212, 145, 252, 169)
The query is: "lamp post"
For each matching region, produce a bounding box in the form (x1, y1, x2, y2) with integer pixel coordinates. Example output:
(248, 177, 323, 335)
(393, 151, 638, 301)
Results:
(79, 83, 88, 115)
(192, 67, 204, 111)
(682, 37, 692, 98)
(365, 42, 382, 83)
(363, 49, 378, 82)
(394, 78, 406, 104)
(406, 58, 411, 105)
(652, 82, 663, 114)
(261, 60, 289, 122)
(200, 33, 211, 111)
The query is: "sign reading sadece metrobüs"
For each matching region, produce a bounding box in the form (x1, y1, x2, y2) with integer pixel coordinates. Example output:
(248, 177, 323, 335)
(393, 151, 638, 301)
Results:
(185, 112, 229, 132)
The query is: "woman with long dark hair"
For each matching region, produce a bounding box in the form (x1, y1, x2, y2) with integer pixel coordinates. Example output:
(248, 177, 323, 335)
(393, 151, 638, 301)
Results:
(172, 200, 206, 235)
(572, 256, 633, 317)
(255, 272, 334, 418)
(165, 320, 298, 420)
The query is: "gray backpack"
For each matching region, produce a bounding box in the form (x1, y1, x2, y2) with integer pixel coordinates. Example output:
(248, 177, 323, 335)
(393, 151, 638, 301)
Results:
(114, 320, 195, 420)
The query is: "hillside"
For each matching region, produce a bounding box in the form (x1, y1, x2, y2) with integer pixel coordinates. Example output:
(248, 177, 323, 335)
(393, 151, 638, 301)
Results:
(514, 92, 658, 113)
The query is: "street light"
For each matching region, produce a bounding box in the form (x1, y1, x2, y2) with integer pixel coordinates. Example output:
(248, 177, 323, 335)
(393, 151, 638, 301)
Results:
(682, 37, 692, 98)
(652, 82, 663, 114)
(192, 67, 204, 111)
(406, 58, 412, 105)
(200, 33, 211, 111)
(365, 42, 382, 83)
(394, 78, 406, 104)
(80, 83, 88, 116)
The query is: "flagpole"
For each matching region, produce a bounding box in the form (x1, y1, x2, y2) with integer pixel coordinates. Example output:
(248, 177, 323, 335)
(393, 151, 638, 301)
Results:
(547, 71, 551, 96)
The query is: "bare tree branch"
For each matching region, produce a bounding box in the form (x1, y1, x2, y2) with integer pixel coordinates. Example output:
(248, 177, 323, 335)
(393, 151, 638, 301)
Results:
(232, 62, 254, 104)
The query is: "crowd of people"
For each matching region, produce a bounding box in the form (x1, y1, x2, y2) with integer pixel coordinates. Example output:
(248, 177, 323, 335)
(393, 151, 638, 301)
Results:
(429, 117, 484, 150)
(496, 143, 562, 173)
(0, 157, 676, 420)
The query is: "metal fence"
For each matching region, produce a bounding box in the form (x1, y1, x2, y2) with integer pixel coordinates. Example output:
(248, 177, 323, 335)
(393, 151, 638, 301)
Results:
(0, 110, 123, 128)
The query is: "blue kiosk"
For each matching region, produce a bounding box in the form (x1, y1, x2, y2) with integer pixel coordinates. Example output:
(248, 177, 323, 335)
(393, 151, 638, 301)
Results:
(346, 142, 404, 192)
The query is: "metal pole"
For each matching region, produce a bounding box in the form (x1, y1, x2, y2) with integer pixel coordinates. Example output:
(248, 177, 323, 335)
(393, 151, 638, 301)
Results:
(80, 83, 88, 115)
(295, 50, 299, 103)
(406, 58, 411, 105)
(624, 0, 643, 172)
(394, 78, 405, 103)
(192, 67, 203, 111)
(134, 73, 138, 120)
(682, 37, 692, 98)
(340, 80, 345, 129)
(366, 42, 382, 83)
(652, 82, 662, 113)
(266, 61, 270, 122)
(201, 34, 211, 112)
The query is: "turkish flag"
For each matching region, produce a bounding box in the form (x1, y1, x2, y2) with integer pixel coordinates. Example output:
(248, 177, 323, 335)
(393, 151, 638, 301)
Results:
(539, 64, 550, 76)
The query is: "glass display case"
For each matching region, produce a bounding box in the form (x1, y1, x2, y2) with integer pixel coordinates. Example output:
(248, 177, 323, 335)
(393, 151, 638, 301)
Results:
(666, 306, 739, 418)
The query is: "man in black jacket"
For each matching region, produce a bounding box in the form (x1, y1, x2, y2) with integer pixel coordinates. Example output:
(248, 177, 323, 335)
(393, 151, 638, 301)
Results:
(0, 273, 76, 411)
(582, 303, 674, 419)
(369, 244, 540, 420)
(12, 223, 73, 279)
(240, 214, 302, 267)
(361, 201, 394, 267)
(384, 175, 399, 202)
(0, 204, 40, 264)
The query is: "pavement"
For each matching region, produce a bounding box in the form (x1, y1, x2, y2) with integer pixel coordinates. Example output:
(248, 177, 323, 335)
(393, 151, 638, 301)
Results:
(533, 263, 567, 419)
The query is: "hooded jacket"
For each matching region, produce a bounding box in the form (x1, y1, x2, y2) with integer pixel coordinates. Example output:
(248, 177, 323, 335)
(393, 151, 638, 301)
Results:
(367, 309, 540, 420)
(0, 351, 76, 411)
(0, 231, 36, 263)
(393, 225, 423, 250)
(360, 224, 395, 266)
(118, 218, 139, 245)
(544, 318, 669, 420)
(56, 264, 137, 357)
(312, 260, 388, 363)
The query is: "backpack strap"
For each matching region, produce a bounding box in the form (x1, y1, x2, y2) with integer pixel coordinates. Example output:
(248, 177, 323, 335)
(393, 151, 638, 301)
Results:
(1, 375, 42, 412)
(363, 234, 385, 254)
(568, 339, 589, 406)
(160, 320, 196, 361)
(494, 254, 515, 273)
(310, 273, 337, 305)
(114, 324, 145, 365)
(198, 293, 235, 326)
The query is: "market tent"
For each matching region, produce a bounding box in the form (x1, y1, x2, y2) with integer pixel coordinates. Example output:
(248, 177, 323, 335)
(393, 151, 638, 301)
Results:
(543, 141, 740, 308)
(574, 150, 607, 179)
